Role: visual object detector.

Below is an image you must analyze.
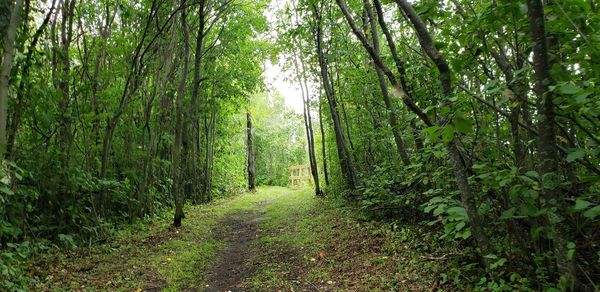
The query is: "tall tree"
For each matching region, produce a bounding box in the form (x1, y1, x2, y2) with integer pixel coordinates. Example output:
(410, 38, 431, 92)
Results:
(364, 0, 410, 165)
(527, 0, 575, 287)
(0, 0, 23, 158)
(247, 110, 256, 192)
(173, 2, 190, 227)
(312, 2, 357, 189)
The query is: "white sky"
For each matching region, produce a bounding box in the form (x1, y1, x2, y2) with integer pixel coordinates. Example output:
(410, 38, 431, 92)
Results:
(263, 59, 306, 114)
(261, 0, 310, 115)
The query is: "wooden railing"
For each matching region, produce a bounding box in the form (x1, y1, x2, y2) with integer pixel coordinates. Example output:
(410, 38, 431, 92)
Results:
(288, 164, 312, 189)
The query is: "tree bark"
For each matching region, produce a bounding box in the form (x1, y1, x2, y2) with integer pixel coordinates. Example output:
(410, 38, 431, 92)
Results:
(246, 110, 256, 192)
(57, 0, 76, 161)
(318, 92, 329, 187)
(335, 0, 432, 127)
(373, 0, 423, 153)
(0, 0, 23, 158)
(298, 53, 322, 196)
(393, 0, 494, 268)
(6, 0, 55, 161)
(527, 0, 576, 287)
(312, 3, 357, 189)
(336, 0, 494, 268)
(173, 3, 189, 227)
(190, 0, 206, 201)
(365, 0, 410, 165)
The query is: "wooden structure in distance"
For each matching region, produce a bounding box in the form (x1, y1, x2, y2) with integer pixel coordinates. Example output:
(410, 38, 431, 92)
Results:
(288, 164, 312, 189)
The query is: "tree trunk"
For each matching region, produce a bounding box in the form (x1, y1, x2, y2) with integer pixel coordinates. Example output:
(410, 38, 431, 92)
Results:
(57, 0, 76, 162)
(247, 110, 256, 192)
(292, 45, 322, 196)
(393, 0, 494, 268)
(527, 0, 576, 287)
(190, 0, 206, 202)
(173, 4, 189, 227)
(336, 0, 494, 268)
(6, 0, 55, 161)
(318, 93, 329, 187)
(0, 0, 23, 158)
(373, 0, 423, 153)
(365, 0, 410, 165)
(312, 3, 358, 189)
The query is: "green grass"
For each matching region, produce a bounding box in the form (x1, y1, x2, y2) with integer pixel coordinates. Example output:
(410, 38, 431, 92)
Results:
(248, 188, 452, 291)
(32, 186, 286, 291)
(151, 186, 285, 290)
(31, 186, 454, 291)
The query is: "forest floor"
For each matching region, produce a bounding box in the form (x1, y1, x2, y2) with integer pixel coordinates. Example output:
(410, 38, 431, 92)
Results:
(31, 187, 452, 291)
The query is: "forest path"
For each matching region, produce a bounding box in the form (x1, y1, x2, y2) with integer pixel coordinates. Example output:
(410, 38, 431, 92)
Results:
(34, 187, 447, 291)
(205, 200, 269, 291)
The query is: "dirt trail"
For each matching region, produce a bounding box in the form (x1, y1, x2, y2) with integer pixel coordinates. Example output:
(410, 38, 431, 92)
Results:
(205, 201, 269, 291)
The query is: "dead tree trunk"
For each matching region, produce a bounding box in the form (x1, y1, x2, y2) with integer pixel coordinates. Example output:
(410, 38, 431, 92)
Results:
(246, 110, 256, 192)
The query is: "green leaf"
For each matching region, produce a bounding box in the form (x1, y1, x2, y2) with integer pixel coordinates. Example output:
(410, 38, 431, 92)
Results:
(567, 242, 576, 260)
(425, 126, 440, 143)
(490, 258, 507, 269)
(459, 229, 471, 239)
(520, 203, 539, 217)
(558, 83, 581, 94)
(575, 92, 592, 104)
(525, 171, 539, 179)
(453, 115, 473, 134)
(541, 173, 561, 190)
(500, 207, 516, 220)
(447, 206, 468, 220)
(566, 149, 585, 162)
(583, 206, 600, 219)
(574, 199, 592, 211)
(0, 186, 13, 195)
(442, 125, 454, 143)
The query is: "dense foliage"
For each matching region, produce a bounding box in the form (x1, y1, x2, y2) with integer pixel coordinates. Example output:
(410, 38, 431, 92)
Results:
(0, 0, 312, 288)
(0, 0, 599, 290)
(273, 0, 600, 290)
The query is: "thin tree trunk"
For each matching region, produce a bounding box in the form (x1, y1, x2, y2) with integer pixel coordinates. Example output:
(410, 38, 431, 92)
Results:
(292, 42, 322, 196)
(336, 0, 493, 268)
(173, 4, 189, 227)
(247, 110, 256, 192)
(57, 0, 76, 161)
(0, 0, 24, 158)
(100, 0, 157, 180)
(393, 0, 494, 268)
(300, 59, 322, 196)
(312, 3, 357, 189)
(318, 92, 329, 187)
(365, 0, 410, 165)
(190, 0, 206, 201)
(527, 0, 576, 287)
